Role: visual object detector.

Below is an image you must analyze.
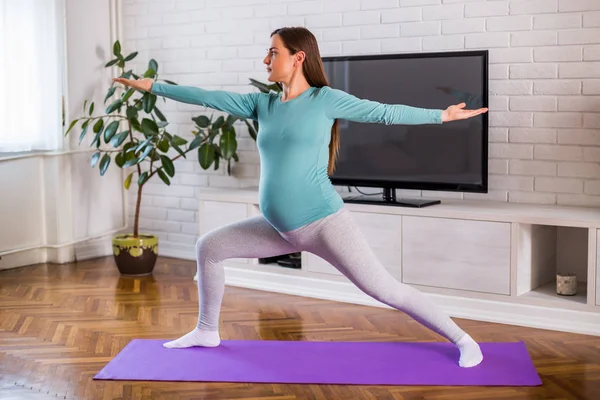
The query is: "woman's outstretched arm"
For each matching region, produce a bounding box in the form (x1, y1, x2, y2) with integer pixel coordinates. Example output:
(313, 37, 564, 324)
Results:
(323, 86, 487, 125)
(113, 78, 260, 120)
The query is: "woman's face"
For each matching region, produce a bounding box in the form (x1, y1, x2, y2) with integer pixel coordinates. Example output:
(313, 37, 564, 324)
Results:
(263, 34, 301, 83)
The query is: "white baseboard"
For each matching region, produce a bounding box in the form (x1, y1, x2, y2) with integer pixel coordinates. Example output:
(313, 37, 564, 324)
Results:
(0, 238, 190, 272)
(0, 248, 46, 271)
(0, 234, 115, 270)
(223, 265, 600, 337)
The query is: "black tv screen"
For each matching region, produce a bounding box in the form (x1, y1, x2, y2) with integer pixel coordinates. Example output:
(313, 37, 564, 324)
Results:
(322, 50, 488, 200)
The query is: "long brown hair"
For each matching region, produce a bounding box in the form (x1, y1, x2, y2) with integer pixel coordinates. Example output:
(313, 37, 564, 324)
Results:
(270, 27, 340, 176)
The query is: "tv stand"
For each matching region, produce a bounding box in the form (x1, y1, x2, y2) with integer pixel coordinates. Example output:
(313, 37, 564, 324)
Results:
(343, 187, 441, 208)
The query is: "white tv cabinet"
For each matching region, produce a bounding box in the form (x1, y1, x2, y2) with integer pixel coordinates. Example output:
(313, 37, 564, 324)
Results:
(195, 187, 600, 336)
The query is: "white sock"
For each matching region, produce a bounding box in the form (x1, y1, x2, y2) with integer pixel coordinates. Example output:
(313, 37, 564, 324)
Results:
(163, 328, 221, 349)
(456, 333, 483, 368)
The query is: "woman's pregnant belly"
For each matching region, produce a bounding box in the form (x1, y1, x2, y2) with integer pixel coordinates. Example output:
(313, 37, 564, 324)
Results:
(258, 168, 343, 232)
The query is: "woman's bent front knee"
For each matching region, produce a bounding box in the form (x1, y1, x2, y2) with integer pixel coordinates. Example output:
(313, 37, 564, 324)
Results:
(195, 232, 226, 265)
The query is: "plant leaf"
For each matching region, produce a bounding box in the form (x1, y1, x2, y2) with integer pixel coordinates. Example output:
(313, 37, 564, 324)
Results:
(78, 122, 89, 144)
(143, 94, 157, 113)
(137, 171, 149, 186)
(105, 59, 119, 67)
(106, 99, 122, 114)
(208, 127, 220, 142)
(213, 116, 225, 130)
(88, 102, 94, 116)
(124, 52, 138, 62)
(156, 169, 170, 185)
(248, 78, 271, 93)
(91, 131, 102, 148)
(154, 107, 166, 121)
(113, 40, 121, 57)
(115, 151, 125, 167)
(171, 143, 186, 158)
(104, 87, 116, 104)
(198, 143, 215, 170)
(141, 118, 159, 137)
(149, 59, 158, 73)
(188, 134, 203, 151)
(157, 139, 170, 153)
(160, 155, 175, 177)
(111, 131, 129, 147)
(224, 115, 237, 129)
(121, 88, 134, 103)
(172, 135, 188, 146)
(193, 115, 210, 128)
(138, 142, 154, 161)
(93, 118, 104, 133)
(99, 153, 111, 175)
(135, 137, 152, 153)
(90, 152, 101, 168)
(219, 128, 237, 160)
(163, 79, 177, 85)
(122, 157, 140, 168)
(126, 106, 138, 120)
(123, 141, 136, 152)
(65, 119, 78, 136)
(103, 120, 119, 143)
(130, 117, 142, 132)
(124, 172, 134, 189)
(141, 93, 148, 113)
(121, 70, 133, 79)
(143, 68, 156, 78)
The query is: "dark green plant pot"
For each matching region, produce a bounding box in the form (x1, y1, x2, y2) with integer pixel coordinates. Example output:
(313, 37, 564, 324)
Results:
(112, 234, 158, 276)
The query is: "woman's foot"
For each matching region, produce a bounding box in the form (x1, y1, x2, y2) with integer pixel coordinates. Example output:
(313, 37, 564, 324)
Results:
(456, 333, 483, 367)
(163, 328, 221, 349)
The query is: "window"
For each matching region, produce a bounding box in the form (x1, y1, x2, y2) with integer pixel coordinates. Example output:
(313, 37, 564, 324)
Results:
(0, 0, 66, 153)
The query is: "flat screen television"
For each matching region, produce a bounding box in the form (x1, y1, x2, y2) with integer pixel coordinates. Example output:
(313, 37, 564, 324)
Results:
(321, 50, 488, 207)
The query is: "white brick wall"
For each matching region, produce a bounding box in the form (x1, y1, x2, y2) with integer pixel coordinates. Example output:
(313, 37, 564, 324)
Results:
(123, 0, 600, 245)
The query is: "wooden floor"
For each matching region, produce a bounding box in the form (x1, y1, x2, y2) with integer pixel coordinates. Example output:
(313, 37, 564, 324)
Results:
(1, 256, 599, 400)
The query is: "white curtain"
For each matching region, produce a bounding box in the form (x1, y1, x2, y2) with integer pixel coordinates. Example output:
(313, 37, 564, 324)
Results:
(0, 0, 65, 152)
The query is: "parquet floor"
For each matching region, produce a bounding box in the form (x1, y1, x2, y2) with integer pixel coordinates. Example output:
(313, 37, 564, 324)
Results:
(1, 256, 599, 399)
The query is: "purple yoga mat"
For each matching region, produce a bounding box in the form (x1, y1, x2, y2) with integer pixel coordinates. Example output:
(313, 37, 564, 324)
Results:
(94, 339, 542, 386)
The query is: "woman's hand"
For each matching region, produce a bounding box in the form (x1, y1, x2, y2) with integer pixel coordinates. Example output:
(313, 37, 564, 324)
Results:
(112, 77, 153, 92)
(441, 103, 488, 123)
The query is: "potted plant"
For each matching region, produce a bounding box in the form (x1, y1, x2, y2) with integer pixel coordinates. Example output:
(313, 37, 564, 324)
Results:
(65, 40, 251, 275)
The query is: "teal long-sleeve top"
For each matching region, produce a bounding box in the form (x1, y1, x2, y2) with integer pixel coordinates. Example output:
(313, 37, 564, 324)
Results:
(151, 83, 443, 232)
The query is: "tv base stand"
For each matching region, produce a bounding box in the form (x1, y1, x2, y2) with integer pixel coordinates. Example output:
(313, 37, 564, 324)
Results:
(343, 187, 441, 208)
(343, 196, 441, 208)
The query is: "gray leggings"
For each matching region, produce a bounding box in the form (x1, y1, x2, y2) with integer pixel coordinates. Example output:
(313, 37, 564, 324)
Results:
(195, 207, 466, 344)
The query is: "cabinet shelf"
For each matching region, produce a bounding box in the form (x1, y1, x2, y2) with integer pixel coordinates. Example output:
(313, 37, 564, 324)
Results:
(519, 279, 587, 306)
(515, 224, 591, 305)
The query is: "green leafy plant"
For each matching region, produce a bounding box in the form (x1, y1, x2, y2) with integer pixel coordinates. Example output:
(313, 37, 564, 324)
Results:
(65, 40, 253, 238)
